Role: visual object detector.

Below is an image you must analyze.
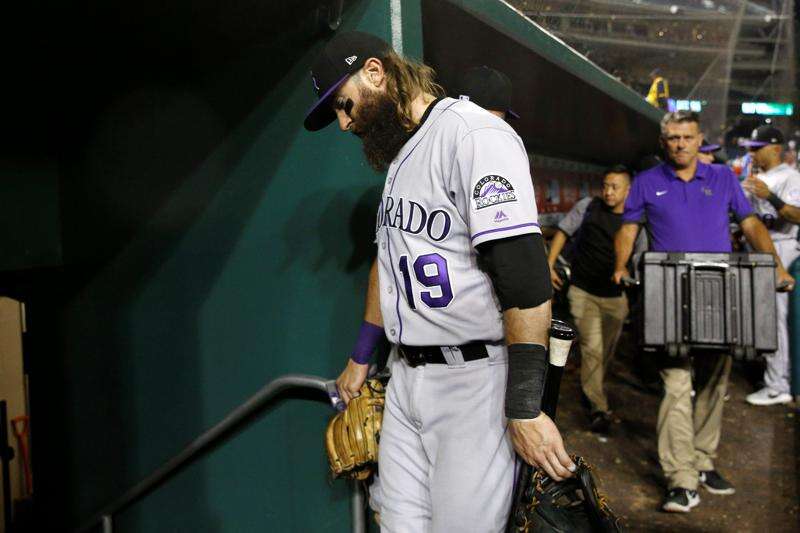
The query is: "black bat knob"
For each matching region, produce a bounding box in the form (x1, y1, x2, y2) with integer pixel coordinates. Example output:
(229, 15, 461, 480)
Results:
(550, 318, 576, 341)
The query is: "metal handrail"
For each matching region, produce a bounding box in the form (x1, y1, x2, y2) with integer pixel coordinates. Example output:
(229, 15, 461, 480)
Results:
(76, 374, 366, 533)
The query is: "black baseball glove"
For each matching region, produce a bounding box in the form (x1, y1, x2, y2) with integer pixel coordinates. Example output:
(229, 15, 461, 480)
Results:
(509, 456, 623, 533)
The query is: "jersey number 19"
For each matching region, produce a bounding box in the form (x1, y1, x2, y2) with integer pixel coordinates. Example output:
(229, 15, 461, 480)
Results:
(398, 253, 453, 309)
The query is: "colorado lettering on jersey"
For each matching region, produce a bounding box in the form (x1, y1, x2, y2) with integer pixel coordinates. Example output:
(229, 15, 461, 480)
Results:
(472, 175, 517, 210)
(376, 196, 452, 242)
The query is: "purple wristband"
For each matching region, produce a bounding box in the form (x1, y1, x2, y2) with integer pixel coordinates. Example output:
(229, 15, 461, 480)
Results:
(351, 321, 384, 364)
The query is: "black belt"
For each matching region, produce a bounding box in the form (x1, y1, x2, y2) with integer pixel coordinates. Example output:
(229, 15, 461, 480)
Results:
(398, 342, 490, 367)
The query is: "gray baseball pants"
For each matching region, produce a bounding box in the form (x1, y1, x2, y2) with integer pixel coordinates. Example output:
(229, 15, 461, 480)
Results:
(371, 345, 514, 532)
(765, 239, 800, 394)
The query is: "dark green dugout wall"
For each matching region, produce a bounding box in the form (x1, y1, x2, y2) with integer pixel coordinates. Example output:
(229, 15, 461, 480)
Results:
(4, 1, 656, 531)
(24, 1, 421, 531)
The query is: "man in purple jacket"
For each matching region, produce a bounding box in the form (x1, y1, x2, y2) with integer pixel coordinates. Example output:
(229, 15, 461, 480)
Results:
(612, 111, 793, 513)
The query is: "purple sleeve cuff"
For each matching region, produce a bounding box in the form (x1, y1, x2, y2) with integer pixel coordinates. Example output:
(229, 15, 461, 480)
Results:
(351, 321, 384, 364)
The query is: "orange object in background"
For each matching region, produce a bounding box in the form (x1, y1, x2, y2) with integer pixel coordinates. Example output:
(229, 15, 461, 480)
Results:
(530, 156, 606, 230)
(10, 417, 31, 497)
(0, 297, 28, 528)
(534, 167, 604, 215)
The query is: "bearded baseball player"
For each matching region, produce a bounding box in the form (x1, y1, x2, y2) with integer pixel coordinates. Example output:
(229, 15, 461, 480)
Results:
(304, 31, 574, 532)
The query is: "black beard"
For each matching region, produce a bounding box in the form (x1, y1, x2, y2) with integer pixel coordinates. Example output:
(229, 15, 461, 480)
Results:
(353, 90, 412, 173)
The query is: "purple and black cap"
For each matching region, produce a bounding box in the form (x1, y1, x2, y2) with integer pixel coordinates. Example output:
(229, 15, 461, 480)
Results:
(740, 125, 785, 149)
(304, 31, 391, 132)
(699, 140, 721, 153)
(456, 66, 520, 120)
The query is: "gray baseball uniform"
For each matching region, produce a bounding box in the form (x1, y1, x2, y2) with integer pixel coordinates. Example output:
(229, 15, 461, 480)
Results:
(745, 163, 800, 394)
(747, 163, 800, 241)
(371, 97, 540, 532)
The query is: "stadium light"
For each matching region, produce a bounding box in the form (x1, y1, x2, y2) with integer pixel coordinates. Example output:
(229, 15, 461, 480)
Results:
(667, 99, 703, 112)
(741, 102, 794, 116)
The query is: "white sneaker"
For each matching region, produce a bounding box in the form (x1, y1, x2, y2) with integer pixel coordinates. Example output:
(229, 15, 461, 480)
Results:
(745, 387, 792, 406)
(662, 488, 700, 513)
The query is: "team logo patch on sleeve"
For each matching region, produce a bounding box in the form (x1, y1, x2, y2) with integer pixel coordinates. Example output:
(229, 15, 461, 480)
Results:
(473, 175, 517, 210)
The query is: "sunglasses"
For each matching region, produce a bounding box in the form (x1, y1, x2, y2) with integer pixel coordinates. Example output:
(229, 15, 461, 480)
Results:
(333, 97, 354, 117)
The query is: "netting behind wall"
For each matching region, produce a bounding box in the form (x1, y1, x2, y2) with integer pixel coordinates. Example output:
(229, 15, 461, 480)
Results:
(685, 0, 745, 144)
(512, 0, 795, 142)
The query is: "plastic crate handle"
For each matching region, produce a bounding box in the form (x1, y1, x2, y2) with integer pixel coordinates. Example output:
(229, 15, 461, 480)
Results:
(683, 262, 734, 345)
(679, 260, 729, 270)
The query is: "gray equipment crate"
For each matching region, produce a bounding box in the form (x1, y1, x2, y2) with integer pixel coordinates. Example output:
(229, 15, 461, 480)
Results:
(639, 252, 777, 358)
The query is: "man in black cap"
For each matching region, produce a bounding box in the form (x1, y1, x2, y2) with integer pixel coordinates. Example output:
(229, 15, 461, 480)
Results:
(304, 31, 573, 531)
(455, 65, 520, 121)
(697, 141, 725, 165)
(742, 125, 800, 406)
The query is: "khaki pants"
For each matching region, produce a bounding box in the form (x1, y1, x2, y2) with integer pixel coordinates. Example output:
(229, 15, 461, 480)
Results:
(657, 353, 731, 490)
(568, 285, 628, 413)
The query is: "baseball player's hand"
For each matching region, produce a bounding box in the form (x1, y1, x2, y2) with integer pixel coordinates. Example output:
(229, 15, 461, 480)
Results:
(776, 266, 795, 292)
(742, 176, 770, 199)
(611, 268, 630, 285)
(509, 414, 575, 481)
(549, 265, 564, 291)
(336, 359, 370, 405)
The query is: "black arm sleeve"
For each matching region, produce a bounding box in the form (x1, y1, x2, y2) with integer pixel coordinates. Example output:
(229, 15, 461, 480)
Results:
(476, 233, 553, 311)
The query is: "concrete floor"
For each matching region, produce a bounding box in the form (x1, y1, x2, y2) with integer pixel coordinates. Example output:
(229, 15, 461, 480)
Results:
(558, 332, 800, 532)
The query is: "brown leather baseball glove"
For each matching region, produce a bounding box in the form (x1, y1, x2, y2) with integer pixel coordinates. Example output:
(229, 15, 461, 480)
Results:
(325, 378, 385, 480)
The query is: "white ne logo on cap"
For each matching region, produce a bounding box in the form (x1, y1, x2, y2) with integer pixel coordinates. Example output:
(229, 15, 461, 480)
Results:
(345, 55, 358, 65)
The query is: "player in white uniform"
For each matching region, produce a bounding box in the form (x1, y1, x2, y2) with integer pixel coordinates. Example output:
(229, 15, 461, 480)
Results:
(742, 126, 800, 405)
(304, 32, 574, 532)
